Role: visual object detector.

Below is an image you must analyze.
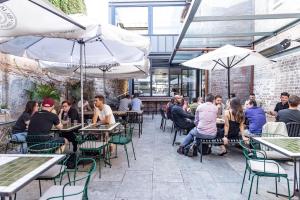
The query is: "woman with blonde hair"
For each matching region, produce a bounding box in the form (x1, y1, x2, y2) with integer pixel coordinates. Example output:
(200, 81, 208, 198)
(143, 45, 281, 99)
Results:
(219, 97, 248, 155)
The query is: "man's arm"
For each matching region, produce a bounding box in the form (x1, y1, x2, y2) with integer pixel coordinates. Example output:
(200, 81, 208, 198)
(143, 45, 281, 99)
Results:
(102, 114, 112, 124)
(176, 106, 194, 119)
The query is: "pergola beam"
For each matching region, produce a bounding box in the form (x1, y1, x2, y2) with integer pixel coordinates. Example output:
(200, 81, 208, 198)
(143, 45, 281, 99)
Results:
(185, 32, 273, 38)
(193, 13, 300, 22)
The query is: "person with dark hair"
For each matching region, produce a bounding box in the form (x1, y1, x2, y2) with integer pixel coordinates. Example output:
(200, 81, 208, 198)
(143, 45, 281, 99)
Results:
(166, 97, 175, 119)
(171, 95, 195, 133)
(268, 92, 290, 116)
(214, 95, 225, 118)
(245, 93, 262, 108)
(118, 94, 131, 111)
(219, 97, 247, 155)
(131, 93, 143, 111)
(28, 98, 65, 150)
(189, 97, 199, 116)
(225, 93, 236, 110)
(93, 95, 115, 125)
(245, 100, 266, 135)
(178, 94, 218, 154)
(277, 95, 300, 124)
(58, 100, 80, 152)
(12, 101, 39, 142)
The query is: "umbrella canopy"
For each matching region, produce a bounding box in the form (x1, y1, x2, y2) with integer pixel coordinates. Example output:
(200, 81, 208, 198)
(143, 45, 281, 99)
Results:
(0, 0, 85, 38)
(182, 44, 272, 98)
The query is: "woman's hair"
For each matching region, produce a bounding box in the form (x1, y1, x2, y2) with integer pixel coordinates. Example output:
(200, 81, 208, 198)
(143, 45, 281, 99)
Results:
(230, 97, 244, 123)
(24, 100, 37, 115)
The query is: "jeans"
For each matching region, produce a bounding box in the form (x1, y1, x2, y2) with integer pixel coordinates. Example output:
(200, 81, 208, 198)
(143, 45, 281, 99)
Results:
(181, 127, 216, 147)
(11, 132, 27, 153)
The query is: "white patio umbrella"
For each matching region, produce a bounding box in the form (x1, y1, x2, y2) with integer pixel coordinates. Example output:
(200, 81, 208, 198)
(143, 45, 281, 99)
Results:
(0, 15, 150, 126)
(0, 0, 85, 37)
(182, 44, 273, 98)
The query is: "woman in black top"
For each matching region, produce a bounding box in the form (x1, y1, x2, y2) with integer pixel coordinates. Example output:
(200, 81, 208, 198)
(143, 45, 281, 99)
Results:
(12, 101, 38, 142)
(219, 98, 248, 155)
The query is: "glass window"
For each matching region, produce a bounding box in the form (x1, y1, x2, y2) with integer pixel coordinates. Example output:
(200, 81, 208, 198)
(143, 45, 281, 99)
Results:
(153, 6, 184, 34)
(182, 69, 197, 98)
(115, 7, 148, 34)
(151, 68, 169, 96)
(134, 77, 150, 96)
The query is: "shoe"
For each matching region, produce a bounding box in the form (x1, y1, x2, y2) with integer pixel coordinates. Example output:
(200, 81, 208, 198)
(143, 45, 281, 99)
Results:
(177, 146, 184, 154)
(218, 150, 228, 156)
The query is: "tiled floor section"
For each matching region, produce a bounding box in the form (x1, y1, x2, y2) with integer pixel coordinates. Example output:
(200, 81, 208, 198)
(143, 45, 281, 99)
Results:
(14, 115, 296, 199)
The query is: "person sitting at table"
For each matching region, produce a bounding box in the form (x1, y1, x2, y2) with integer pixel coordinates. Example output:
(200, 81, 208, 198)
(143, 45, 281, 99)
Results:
(12, 101, 39, 143)
(244, 100, 266, 136)
(27, 98, 65, 151)
(166, 97, 175, 120)
(214, 95, 225, 118)
(131, 93, 143, 111)
(118, 94, 131, 111)
(58, 100, 80, 152)
(171, 95, 195, 133)
(268, 92, 289, 116)
(78, 97, 92, 112)
(189, 97, 199, 116)
(177, 94, 218, 154)
(244, 93, 262, 108)
(219, 97, 248, 156)
(93, 95, 116, 125)
(277, 95, 300, 124)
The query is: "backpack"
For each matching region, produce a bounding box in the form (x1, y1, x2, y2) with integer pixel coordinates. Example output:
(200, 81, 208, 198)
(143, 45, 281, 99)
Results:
(184, 141, 198, 157)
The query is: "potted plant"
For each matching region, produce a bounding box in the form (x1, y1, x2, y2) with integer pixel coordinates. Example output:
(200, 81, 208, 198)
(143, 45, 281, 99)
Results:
(26, 83, 60, 102)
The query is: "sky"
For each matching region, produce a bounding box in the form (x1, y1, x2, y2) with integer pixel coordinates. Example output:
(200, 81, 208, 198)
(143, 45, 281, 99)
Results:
(85, 0, 109, 24)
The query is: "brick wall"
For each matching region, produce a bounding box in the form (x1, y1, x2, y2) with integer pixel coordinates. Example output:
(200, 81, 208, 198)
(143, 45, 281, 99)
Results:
(209, 66, 252, 102)
(253, 52, 300, 111)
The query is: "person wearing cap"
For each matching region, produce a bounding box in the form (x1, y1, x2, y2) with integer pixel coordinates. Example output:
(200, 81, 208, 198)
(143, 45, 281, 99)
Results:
(92, 95, 116, 125)
(28, 98, 65, 148)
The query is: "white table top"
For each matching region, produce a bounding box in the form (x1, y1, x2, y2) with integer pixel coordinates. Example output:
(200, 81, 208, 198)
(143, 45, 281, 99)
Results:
(79, 122, 120, 132)
(253, 137, 300, 158)
(51, 124, 82, 132)
(0, 154, 65, 196)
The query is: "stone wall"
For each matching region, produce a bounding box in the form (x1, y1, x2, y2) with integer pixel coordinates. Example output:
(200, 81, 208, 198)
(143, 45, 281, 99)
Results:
(209, 66, 252, 102)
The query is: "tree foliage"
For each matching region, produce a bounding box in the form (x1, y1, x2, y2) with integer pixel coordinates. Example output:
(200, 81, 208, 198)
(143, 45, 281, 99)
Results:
(48, 0, 86, 14)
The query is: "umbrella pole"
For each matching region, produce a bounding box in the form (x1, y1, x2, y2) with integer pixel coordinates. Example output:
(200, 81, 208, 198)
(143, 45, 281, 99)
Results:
(103, 70, 106, 96)
(227, 57, 230, 99)
(79, 41, 84, 128)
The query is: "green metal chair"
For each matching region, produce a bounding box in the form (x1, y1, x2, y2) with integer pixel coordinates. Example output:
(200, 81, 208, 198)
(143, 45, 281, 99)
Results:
(109, 127, 136, 167)
(239, 140, 291, 200)
(78, 134, 110, 178)
(39, 158, 96, 200)
(28, 142, 67, 197)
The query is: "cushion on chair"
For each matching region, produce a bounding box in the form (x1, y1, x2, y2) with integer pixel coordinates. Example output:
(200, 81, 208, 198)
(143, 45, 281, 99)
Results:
(249, 160, 286, 175)
(257, 151, 291, 161)
(39, 185, 84, 200)
(38, 164, 66, 179)
(79, 141, 106, 150)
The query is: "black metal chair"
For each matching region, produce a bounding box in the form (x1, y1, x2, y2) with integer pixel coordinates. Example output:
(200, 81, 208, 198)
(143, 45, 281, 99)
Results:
(127, 112, 143, 137)
(159, 108, 167, 132)
(286, 122, 300, 137)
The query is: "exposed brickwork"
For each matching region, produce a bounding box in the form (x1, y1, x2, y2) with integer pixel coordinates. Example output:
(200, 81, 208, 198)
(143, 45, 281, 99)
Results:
(209, 66, 252, 102)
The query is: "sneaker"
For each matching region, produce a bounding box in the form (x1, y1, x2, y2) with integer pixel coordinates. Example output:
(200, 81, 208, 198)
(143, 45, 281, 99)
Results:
(177, 146, 184, 154)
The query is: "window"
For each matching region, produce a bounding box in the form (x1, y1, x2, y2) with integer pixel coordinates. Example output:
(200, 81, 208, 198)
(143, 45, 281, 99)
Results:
(134, 77, 150, 96)
(115, 7, 148, 34)
(151, 68, 169, 96)
(181, 69, 197, 98)
(153, 6, 184, 34)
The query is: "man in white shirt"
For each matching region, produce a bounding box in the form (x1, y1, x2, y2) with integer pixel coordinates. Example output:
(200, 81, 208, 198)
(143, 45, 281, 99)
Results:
(92, 95, 116, 125)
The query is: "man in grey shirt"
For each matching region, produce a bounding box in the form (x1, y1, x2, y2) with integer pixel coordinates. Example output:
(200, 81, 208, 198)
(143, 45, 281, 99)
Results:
(118, 95, 131, 111)
(277, 95, 300, 124)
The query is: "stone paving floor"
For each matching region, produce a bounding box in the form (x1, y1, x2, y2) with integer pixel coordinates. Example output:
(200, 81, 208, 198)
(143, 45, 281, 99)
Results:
(15, 115, 297, 200)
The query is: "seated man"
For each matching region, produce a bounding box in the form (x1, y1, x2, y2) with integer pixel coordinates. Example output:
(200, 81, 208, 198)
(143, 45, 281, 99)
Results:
(93, 95, 116, 125)
(166, 97, 175, 120)
(245, 100, 266, 136)
(214, 95, 225, 118)
(171, 95, 195, 132)
(178, 94, 218, 154)
(118, 95, 131, 111)
(27, 98, 65, 150)
(268, 92, 289, 116)
(58, 100, 80, 152)
(277, 95, 300, 124)
(131, 93, 143, 111)
(189, 97, 199, 116)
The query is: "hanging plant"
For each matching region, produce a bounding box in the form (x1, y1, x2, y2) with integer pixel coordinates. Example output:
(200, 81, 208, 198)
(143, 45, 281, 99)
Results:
(25, 83, 60, 101)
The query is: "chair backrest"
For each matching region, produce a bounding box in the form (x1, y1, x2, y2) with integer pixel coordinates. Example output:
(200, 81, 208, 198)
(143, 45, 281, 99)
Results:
(159, 108, 167, 119)
(126, 112, 139, 123)
(28, 142, 64, 154)
(261, 122, 288, 137)
(286, 122, 300, 137)
(239, 140, 260, 161)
